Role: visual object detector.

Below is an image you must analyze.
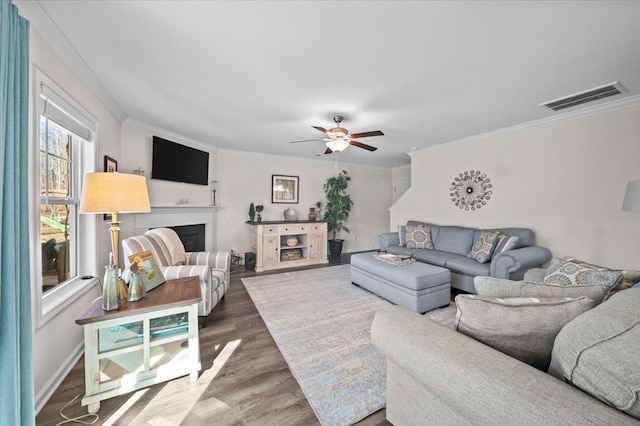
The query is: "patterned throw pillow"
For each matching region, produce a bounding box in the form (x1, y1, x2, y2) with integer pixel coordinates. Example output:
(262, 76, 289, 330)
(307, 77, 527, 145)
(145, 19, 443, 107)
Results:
(398, 225, 407, 246)
(560, 257, 640, 290)
(493, 233, 521, 255)
(405, 225, 433, 249)
(543, 257, 623, 291)
(467, 230, 499, 263)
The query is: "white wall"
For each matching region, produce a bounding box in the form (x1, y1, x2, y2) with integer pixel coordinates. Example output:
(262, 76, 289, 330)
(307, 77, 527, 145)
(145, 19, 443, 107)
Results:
(27, 29, 121, 409)
(217, 150, 392, 255)
(391, 104, 640, 270)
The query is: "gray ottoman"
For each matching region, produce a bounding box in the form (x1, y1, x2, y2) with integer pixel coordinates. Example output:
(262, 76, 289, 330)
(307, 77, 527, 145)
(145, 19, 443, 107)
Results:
(351, 253, 451, 313)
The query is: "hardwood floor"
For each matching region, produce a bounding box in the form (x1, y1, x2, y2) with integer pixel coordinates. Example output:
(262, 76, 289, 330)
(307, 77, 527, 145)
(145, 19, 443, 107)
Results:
(36, 255, 390, 425)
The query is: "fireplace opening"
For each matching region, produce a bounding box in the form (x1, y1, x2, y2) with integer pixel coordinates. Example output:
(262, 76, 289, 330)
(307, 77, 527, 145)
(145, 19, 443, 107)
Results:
(164, 224, 206, 252)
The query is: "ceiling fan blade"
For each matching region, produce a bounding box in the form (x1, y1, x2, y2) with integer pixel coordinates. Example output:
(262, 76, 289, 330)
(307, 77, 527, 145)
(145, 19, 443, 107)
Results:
(289, 138, 327, 144)
(349, 140, 378, 152)
(350, 130, 384, 139)
(312, 126, 331, 136)
(324, 148, 333, 155)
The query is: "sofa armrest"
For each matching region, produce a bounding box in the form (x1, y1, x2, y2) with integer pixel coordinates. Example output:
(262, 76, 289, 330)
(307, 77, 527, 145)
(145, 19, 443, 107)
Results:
(186, 251, 231, 274)
(490, 245, 552, 279)
(524, 267, 546, 282)
(377, 232, 399, 251)
(161, 264, 210, 282)
(371, 306, 636, 425)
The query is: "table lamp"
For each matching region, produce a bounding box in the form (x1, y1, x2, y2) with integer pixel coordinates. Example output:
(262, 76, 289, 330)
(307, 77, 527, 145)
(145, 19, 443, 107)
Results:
(622, 180, 640, 212)
(80, 172, 151, 271)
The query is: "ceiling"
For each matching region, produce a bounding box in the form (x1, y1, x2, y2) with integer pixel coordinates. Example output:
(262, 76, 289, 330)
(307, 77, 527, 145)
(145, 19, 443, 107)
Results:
(16, 1, 640, 168)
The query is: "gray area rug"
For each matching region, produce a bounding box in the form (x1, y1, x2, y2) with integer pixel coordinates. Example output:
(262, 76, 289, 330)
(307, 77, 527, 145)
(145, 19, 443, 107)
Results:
(242, 264, 456, 426)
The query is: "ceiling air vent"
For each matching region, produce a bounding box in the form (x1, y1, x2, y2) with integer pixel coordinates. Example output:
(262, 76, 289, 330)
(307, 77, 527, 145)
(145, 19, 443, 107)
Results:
(539, 81, 627, 112)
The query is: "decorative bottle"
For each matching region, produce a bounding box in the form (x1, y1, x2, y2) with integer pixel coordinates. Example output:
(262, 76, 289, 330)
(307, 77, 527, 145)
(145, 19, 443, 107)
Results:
(102, 253, 120, 311)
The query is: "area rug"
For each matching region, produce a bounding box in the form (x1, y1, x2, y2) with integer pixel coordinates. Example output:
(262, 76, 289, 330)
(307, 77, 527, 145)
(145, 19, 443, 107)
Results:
(242, 264, 456, 426)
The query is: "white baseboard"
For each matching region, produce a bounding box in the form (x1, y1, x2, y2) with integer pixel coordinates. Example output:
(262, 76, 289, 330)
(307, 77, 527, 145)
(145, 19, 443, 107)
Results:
(35, 342, 84, 415)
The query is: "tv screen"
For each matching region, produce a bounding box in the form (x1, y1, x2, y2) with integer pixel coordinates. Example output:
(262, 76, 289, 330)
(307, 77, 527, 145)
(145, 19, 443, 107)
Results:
(152, 136, 209, 185)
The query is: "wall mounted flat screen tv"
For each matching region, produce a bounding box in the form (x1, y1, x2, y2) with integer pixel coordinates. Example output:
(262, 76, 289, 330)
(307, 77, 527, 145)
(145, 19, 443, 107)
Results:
(152, 136, 209, 185)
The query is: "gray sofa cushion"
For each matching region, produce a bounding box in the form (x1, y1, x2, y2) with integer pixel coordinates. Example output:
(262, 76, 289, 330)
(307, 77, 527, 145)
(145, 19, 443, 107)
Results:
(445, 256, 491, 276)
(549, 288, 640, 419)
(412, 249, 461, 267)
(474, 276, 609, 305)
(433, 226, 475, 256)
(455, 295, 597, 370)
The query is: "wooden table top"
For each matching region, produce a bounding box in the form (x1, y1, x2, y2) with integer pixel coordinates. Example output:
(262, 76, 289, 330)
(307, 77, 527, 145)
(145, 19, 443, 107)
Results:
(76, 276, 201, 325)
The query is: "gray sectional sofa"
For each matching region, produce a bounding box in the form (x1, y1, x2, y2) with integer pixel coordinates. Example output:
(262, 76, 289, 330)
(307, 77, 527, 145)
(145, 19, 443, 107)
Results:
(377, 221, 552, 293)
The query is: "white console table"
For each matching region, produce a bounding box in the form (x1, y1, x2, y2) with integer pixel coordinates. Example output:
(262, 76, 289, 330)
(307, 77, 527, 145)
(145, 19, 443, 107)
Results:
(248, 220, 328, 272)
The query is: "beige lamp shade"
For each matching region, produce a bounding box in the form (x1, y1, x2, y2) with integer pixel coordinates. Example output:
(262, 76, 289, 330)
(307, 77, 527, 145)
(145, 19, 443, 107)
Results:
(622, 180, 640, 212)
(80, 172, 151, 214)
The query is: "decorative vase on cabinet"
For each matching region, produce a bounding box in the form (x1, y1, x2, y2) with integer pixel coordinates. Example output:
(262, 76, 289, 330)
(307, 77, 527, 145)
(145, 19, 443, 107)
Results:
(308, 208, 317, 221)
(284, 207, 297, 221)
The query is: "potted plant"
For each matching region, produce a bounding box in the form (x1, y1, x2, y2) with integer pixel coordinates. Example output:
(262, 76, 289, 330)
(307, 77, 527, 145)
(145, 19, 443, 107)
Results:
(249, 202, 255, 222)
(323, 170, 353, 258)
(255, 204, 264, 222)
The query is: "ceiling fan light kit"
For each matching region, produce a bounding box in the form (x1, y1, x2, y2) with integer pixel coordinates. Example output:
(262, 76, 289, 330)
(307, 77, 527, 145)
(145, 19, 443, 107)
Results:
(326, 138, 350, 152)
(290, 115, 384, 154)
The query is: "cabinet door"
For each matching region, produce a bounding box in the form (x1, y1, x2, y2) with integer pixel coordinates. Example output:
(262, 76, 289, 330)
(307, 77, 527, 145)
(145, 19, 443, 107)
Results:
(262, 235, 279, 265)
(309, 233, 325, 259)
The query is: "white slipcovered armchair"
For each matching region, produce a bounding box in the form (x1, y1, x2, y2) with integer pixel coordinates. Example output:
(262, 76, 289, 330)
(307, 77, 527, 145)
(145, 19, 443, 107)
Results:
(122, 228, 230, 325)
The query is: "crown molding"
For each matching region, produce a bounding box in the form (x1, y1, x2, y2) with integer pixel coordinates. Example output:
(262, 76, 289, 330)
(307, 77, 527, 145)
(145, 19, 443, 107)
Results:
(410, 94, 640, 157)
(15, 0, 127, 122)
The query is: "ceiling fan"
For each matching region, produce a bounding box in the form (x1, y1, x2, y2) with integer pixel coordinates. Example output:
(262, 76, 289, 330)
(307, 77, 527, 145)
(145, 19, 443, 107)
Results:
(289, 115, 384, 154)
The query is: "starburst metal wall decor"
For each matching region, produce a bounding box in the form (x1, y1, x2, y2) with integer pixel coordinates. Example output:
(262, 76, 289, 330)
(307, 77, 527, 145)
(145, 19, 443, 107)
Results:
(450, 170, 493, 210)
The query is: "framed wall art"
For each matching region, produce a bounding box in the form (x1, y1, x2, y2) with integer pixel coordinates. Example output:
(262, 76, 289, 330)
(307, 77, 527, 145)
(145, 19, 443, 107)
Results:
(272, 175, 299, 204)
(103, 155, 118, 220)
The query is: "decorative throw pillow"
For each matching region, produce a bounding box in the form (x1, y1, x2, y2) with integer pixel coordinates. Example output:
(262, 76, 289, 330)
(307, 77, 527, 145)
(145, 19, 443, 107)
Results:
(398, 225, 407, 246)
(493, 233, 521, 255)
(549, 288, 640, 419)
(454, 294, 597, 371)
(559, 257, 640, 290)
(404, 225, 433, 249)
(467, 230, 499, 263)
(544, 257, 623, 291)
(474, 276, 609, 305)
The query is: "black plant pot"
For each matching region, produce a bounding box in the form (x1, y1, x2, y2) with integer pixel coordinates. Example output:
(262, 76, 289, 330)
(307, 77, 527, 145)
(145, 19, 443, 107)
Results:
(328, 239, 344, 259)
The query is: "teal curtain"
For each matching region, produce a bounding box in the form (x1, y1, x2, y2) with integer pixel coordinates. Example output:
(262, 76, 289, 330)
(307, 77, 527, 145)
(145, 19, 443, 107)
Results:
(0, 0, 34, 424)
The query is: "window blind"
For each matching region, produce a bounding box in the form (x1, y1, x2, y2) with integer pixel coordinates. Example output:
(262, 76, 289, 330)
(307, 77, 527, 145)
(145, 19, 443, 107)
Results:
(40, 82, 96, 142)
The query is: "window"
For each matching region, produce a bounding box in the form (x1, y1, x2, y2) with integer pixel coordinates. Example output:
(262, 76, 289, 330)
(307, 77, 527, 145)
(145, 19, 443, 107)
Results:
(39, 117, 78, 292)
(33, 70, 98, 325)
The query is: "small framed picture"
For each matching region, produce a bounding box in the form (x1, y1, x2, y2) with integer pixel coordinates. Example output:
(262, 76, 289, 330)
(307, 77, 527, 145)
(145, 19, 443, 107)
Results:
(104, 156, 118, 220)
(104, 155, 118, 173)
(272, 175, 299, 204)
(128, 250, 166, 292)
